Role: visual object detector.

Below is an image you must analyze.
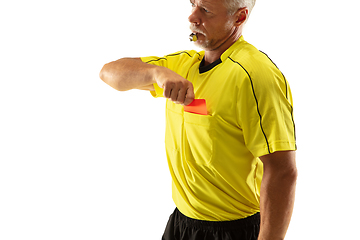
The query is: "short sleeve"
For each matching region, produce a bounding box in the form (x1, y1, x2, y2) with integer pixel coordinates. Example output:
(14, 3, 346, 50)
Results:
(140, 50, 201, 98)
(237, 64, 297, 157)
(140, 56, 166, 98)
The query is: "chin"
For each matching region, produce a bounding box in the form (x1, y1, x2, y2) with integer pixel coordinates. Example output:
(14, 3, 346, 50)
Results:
(194, 41, 204, 49)
(194, 39, 211, 50)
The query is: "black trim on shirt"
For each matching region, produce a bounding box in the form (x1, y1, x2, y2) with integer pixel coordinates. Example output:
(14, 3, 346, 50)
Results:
(228, 56, 271, 155)
(259, 50, 297, 147)
(146, 58, 167, 64)
(145, 51, 202, 64)
(259, 50, 288, 99)
(199, 58, 222, 74)
(167, 51, 193, 58)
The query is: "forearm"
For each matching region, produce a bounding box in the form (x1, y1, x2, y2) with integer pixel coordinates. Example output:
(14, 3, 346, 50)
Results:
(258, 170, 297, 240)
(100, 57, 195, 105)
(99, 58, 156, 91)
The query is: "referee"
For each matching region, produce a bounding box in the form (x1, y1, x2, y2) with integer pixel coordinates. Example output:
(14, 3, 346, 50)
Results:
(100, 0, 297, 239)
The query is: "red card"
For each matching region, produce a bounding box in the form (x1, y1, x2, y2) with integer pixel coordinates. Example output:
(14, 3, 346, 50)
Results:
(184, 99, 207, 115)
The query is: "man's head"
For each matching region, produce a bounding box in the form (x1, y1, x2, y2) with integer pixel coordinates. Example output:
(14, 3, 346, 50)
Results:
(189, 0, 256, 51)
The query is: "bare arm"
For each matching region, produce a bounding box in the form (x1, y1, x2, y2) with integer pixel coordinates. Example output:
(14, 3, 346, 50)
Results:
(99, 58, 195, 105)
(258, 151, 297, 240)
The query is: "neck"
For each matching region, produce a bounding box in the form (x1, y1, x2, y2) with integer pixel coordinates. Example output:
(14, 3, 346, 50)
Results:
(203, 28, 243, 65)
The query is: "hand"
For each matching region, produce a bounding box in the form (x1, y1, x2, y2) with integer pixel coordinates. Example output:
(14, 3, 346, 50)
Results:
(154, 67, 195, 106)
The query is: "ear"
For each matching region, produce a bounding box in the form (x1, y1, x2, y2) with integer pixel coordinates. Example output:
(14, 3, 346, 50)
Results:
(234, 7, 248, 26)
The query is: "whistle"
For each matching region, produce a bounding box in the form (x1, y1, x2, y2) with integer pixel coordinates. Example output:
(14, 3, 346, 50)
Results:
(189, 33, 197, 42)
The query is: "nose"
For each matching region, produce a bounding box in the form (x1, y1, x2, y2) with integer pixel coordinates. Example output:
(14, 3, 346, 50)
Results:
(188, 7, 200, 25)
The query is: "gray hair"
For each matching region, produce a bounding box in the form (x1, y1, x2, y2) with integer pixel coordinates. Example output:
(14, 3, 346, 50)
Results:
(223, 0, 256, 15)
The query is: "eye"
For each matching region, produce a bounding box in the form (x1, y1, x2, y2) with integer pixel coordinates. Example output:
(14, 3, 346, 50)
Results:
(203, 8, 209, 13)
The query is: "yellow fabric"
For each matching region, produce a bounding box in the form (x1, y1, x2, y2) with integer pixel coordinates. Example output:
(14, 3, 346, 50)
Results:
(141, 36, 296, 221)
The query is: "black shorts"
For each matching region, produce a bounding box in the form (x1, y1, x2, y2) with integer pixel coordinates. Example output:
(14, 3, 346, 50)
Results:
(162, 208, 260, 240)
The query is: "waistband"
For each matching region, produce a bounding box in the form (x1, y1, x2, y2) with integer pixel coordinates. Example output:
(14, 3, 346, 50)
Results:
(174, 208, 260, 231)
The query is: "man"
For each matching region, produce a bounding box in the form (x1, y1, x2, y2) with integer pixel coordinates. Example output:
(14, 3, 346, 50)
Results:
(100, 0, 297, 239)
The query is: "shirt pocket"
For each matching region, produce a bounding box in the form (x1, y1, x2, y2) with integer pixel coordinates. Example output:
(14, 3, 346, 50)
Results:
(183, 112, 215, 165)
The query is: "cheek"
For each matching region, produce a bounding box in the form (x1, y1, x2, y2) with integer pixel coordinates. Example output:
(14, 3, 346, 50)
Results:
(204, 22, 221, 36)
(208, 19, 233, 35)
(211, 25, 231, 38)
(223, 19, 235, 31)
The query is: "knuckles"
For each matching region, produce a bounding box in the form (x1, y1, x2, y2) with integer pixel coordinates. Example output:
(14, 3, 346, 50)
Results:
(160, 77, 194, 105)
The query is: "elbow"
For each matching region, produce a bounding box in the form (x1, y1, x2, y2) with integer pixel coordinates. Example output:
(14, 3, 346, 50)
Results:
(282, 167, 298, 187)
(99, 63, 111, 84)
(99, 65, 106, 82)
(292, 167, 298, 180)
(288, 167, 298, 185)
(263, 165, 298, 185)
(280, 165, 298, 182)
(99, 62, 126, 91)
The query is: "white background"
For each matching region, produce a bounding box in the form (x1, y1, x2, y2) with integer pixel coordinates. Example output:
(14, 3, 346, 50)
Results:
(1, 0, 359, 239)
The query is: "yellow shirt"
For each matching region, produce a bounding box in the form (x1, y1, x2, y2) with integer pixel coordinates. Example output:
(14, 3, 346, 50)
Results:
(141, 36, 296, 221)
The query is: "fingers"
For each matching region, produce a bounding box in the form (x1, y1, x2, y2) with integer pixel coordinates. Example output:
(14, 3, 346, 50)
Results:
(155, 67, 194, 105)
(176, 85, 187, 104)
(183, 84, 195, 106)
(163, 80, 194, 105)
(170, 83, 180, 102)
(163, 82, 173, 99)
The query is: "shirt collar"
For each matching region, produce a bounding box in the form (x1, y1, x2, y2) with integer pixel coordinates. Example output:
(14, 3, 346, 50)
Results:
(220, 35, 245, 62)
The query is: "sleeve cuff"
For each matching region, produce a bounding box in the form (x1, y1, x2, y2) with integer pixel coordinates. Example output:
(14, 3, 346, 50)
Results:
(150, 83, 164, 98)
(252, 141, 297, 158)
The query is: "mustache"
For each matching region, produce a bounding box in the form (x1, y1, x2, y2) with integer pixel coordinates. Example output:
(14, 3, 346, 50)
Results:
(189, 25, 206, 35)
